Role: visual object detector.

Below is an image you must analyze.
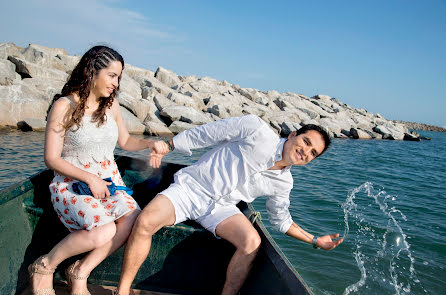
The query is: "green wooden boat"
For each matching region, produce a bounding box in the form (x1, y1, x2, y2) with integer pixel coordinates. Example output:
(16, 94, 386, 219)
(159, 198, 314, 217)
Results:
(0, 155, 313, 295)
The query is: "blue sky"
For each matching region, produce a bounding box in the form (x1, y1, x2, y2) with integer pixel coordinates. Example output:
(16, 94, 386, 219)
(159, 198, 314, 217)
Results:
(1, 0, 445, 127)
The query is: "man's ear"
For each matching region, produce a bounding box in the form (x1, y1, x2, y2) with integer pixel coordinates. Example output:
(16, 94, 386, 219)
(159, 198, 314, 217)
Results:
(288, 131, 297, 138)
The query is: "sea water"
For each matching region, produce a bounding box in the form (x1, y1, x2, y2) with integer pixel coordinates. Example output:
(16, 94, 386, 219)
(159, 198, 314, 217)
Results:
(0, 129, 445, 295)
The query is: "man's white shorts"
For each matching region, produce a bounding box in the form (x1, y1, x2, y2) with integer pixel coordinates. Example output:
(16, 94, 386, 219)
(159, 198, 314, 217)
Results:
(160, 182, 243, 237)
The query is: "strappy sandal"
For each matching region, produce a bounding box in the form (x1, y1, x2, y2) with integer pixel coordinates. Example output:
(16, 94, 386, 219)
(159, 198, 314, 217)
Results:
(27, 255, 56, 295)
(112, 288, 136, 295)
(65, 260, 91, 295)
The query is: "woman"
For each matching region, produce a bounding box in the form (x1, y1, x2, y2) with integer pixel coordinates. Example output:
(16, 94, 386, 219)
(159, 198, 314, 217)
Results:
(28, 46, 168, 295)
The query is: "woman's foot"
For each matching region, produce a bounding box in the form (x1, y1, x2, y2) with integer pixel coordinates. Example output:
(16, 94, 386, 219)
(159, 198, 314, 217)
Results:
(65, 260, 91, 295)
(28, 255, 56, 295)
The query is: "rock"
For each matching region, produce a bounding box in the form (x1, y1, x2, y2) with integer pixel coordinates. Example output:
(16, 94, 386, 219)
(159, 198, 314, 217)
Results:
(403, 133, 421, 141)
(21, 44, 67, 72)
(0, 59, 17, 85)
(190, 76, 231, 94)
(350, 128, 372, 139)
(179, 75, 198, 83)
(0, 84, 49, 126)
(341, 129, 351, 137)
(56, 55, 81, 73)
(0, 42, 23, 59)
(124, 64, 154, 81)
(8, 56, 68, 81)
(160, 105, 212, 126)
(279, 121, 301, 136)
(120, 107, 145, 134)
(144, 121, 173, 136)
(120, 73, 142, 101)
(155, 66, 182, 88)
(141, 86, 160, 100)
(373, 123, 405, 140)
(141, 75, 175, 96)
(167, 92, 205, 109)
(17, 118, 46, 131)
(20, 78, 65, 102)
(420, 136, 432, 140)
(153, 95, 175, 111)
(168, 121, 198, 134)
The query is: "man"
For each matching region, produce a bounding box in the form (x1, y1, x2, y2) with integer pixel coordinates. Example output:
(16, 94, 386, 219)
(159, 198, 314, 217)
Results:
(116, 114, 343, 295)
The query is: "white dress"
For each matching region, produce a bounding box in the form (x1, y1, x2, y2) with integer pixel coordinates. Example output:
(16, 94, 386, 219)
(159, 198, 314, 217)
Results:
(49, 97, 140, 232)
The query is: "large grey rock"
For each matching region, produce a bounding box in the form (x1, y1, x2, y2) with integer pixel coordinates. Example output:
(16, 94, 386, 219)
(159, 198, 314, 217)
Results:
(168, 121, 198, 134)
(204, 94, 245, 118)
(373, 124, 404, 140)
(141, 75, 175, 96)
(21, 44, 67, 72)
(167, 92, 205, 109)
(0, 42, 23, 59)
(153, 95, 175, 111)
(124, 64, 154, 82)
(120, 73, 142, 100)
(120, 107, 145, 134)
(57, 55, 81, 74)
(190, 76, 231, 94)
(20, 78, 65, 102)
(155, 66, 182, 88)
(116, 92, 151, 121)
(350, 128, 372, 139)
(160, 105, 212, 125)
(0, 59, 17, 86)
(0, 84, 49, 126)
(144, 121, 173, 136)
(8, 56, 68, 81)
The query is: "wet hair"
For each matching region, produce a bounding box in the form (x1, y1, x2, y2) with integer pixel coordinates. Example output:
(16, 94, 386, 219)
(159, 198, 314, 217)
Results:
(47, 45, 124, 130)
(295, 124, 331, 156)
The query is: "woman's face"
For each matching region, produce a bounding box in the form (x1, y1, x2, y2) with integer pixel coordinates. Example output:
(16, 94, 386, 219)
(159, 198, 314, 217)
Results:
(92, 61, 123, 98)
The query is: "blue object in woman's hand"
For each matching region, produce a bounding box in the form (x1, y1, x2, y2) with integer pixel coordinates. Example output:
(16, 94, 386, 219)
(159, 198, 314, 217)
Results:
(72, 177, 133, 196)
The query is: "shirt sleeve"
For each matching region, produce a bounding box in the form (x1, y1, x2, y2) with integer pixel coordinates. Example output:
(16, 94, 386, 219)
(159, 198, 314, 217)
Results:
(266, 190, 293, 233)
(173, 114, 265, 156)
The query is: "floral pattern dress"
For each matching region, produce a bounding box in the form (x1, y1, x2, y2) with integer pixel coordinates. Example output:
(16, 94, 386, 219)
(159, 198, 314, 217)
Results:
(49, 97, 140, 232)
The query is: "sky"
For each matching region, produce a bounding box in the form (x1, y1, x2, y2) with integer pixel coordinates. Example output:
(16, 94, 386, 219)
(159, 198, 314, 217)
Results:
(1, 0, 445, 127)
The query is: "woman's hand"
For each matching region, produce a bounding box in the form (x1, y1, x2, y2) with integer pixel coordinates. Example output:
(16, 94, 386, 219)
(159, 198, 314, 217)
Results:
(87, 175, 112, 199)
(149, 140, 170, 168)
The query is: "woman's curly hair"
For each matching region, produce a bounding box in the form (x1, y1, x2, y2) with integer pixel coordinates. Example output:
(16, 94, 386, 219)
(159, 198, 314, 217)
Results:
(48, 45, 124, 130)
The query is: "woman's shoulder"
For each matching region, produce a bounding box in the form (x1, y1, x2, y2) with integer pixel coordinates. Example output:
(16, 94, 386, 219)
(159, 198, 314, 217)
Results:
(48, 96, 75, 121)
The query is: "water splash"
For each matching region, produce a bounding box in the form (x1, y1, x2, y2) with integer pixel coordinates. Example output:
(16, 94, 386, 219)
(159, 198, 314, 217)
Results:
(342, 182, 427, 295)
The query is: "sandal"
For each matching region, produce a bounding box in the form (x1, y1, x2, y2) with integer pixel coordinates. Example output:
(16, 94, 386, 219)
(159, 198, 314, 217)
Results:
(112, 289, 136, 295)
(65, 260, 91, 295)
(27, 255, 56, 295)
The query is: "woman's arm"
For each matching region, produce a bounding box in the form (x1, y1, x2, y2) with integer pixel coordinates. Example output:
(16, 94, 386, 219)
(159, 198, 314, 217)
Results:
(111, 99, 169, 167)
(44, 98, 112, 199)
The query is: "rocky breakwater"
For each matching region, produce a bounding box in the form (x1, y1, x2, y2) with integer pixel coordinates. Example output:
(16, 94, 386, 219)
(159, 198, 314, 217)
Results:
(0, 42, 421, 141)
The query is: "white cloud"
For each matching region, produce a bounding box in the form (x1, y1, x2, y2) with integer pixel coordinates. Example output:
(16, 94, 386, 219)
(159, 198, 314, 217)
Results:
(0, 0, 175, 56)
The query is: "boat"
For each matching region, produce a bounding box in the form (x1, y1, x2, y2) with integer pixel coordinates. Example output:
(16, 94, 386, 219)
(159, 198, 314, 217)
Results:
(0, 155, 313, 295)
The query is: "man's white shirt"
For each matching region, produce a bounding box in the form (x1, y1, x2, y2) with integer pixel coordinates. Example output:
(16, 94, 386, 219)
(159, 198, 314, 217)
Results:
(172, 115, 294, 233)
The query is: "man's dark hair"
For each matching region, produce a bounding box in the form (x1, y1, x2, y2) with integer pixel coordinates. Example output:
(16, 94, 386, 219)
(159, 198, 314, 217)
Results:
(295, 124, 331, 156)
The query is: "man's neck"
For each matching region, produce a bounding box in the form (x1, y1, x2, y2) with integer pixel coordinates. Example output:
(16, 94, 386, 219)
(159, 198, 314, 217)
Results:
(268, 160, 289, 170)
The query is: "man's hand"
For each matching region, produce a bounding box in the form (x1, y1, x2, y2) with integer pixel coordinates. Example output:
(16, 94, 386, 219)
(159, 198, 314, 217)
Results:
(316, 233, 344, 250)
(149, 140, 170, 168)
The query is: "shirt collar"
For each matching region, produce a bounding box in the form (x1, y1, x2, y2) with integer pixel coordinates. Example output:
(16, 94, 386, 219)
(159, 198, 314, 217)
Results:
(274, 138, 291, 172)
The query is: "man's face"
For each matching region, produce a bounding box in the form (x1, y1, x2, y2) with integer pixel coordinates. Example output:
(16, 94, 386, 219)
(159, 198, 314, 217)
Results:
(282, 130, 325, 166)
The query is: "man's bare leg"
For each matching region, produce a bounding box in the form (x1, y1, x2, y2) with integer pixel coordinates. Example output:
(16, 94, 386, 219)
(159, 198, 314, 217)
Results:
(216, 214, 261, 295)
(117, 195, 176, 295)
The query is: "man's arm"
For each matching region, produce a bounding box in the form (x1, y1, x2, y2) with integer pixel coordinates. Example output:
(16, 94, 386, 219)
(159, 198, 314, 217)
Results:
(173, 114, 266, 156)
(286, 222, 343, 250)
(266, 192, 343, 250)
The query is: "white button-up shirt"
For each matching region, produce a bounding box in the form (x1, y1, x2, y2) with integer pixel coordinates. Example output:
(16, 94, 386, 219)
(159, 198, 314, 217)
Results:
(173, 115, 294, 233)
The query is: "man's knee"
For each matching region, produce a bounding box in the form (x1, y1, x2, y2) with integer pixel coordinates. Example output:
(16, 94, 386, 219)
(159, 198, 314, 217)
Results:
(239, 231, 261, 255)
(133, 210, 159, 236)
